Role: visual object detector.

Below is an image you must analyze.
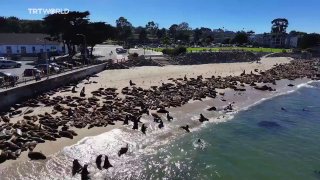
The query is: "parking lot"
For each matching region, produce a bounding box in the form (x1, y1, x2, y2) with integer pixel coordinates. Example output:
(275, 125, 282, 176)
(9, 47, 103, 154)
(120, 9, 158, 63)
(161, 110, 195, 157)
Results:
(0, 61, 35, 80)
(0, 44, 163, 88)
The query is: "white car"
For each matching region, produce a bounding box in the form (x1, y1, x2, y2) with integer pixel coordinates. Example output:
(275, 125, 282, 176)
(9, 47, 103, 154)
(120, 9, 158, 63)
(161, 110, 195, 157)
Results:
(0, 59, 22, 68)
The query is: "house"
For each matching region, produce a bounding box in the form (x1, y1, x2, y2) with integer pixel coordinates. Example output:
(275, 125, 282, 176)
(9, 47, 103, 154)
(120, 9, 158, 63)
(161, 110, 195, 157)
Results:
(0, 33, 67, 56)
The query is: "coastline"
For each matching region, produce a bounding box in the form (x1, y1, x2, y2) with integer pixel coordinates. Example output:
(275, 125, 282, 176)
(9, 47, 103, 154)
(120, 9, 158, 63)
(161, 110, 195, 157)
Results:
(0, 56, 310, 172)
(1, 77, 314, 179)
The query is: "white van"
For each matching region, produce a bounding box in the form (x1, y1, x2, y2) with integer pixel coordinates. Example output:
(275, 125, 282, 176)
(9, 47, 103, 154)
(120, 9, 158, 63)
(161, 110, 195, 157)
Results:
(0, 59, 22, 68)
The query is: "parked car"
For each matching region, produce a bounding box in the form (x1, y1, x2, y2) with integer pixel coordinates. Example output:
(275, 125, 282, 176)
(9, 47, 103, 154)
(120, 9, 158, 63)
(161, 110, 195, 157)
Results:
(56, 61, 73, 69)
(0, 59, 22, 68)
(23, 68, 42, 77)
(116, 48, 127, 54)
(34, 64, 60, 74)
(0, 72, 19, 82)
(50, 63, 65, 71)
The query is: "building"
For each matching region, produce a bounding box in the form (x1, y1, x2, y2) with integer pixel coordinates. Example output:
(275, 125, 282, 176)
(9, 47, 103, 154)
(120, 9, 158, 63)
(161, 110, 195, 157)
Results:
(250, 33, 299, 48)
(0, 33, 67, 56)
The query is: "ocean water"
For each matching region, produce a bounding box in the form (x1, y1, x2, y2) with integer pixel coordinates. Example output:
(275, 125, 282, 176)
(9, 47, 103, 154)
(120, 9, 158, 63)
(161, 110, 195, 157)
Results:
(2, 81, 320, 180)
(139, 82, 320, 180)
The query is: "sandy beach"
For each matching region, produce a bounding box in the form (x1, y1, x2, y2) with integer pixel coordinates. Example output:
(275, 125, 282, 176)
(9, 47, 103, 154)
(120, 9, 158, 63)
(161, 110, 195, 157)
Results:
(0, 56, 293, 170)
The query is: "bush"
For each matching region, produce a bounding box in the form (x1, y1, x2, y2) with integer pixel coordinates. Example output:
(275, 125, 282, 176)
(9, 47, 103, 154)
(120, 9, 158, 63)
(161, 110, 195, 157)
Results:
(128, 52, 139, 60)
(162, 46, 186, 56)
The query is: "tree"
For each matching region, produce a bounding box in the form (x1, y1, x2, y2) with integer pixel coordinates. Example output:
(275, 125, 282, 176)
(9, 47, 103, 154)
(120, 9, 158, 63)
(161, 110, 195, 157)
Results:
(175, 22, 192, 44)
(85, 22, 110, 57)
(193, 28, 202, 44)
(162, 35, 170, 48)
(204, 35, 214, 45)
(116, 17, 132, 44)
(146, 21, 158, 37)
(232, 31, 248, 45)
(43, 11, 90, 55)
(139, 28, 148, 42)
(299, 33, 320, 49)
(0, 16, 46, 33)
(289, 30, 307, 36)
(156, 28, 167, 40)
(177, 22, 191, 31)
(169, 24, 178, 40)
(271, 18, 289, 33)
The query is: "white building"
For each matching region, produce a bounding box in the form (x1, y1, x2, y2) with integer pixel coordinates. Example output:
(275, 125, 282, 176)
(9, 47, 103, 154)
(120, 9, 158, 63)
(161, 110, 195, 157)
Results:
(250, 33, 300, 48)
(0, 33, 67, 56)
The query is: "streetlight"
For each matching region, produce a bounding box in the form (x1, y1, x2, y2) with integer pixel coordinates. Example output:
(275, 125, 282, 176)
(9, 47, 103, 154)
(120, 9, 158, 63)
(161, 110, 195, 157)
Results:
(76, 34, 87, 65)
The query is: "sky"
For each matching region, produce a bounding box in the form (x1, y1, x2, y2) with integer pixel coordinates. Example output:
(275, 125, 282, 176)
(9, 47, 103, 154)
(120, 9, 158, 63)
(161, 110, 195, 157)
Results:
(0, 0, 319, 34)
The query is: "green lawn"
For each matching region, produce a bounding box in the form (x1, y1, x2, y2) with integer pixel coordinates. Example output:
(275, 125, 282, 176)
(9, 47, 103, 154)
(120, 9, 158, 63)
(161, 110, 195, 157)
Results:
(150, 47, 291, 53)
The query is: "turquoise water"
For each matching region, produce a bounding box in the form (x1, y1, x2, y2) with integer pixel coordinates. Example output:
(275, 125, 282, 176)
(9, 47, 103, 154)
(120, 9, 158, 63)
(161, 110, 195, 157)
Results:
(141, 82, 320, 180)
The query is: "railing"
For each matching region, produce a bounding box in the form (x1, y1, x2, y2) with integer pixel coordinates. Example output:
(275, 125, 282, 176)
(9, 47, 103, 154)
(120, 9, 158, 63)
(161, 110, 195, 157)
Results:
(0, 60, 104, 90)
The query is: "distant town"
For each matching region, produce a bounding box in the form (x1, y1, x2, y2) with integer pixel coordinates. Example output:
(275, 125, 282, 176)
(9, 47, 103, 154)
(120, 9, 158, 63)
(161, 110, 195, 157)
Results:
(0, 12, 320, 56)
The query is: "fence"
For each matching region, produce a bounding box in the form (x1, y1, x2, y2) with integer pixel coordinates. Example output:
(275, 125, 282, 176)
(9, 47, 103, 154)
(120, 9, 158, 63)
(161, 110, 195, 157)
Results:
(0, 60, 105, 89)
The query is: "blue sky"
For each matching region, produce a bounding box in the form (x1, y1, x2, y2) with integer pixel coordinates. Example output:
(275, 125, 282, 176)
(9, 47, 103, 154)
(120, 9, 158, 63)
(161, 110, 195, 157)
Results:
(1, 0, 319, 33)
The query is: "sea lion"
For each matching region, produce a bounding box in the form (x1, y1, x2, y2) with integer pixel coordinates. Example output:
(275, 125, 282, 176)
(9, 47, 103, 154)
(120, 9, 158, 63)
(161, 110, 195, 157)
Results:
(95, 154, 103, 170)
(81, 164, 90, 180)
(141, 124, 147, 134)
(118, 144, 129, 157)
(132, 120, 138, 130)
(28, 151, 46, 160)
(157, 108, 169, 113)
(199, 114, 209, 122)
(103, 155, 113, 169)
(59, 131, 73, 139)
(180, 125, 190, 133)
(123, 115, 129, 125)
(158, 120, 164, 129)
(207, 106, 217, 111)
(80, 87, 86, 97)
(129, 80, 136, 86)
(72, 159, 83, 176)
(166, 113, 173, 121)
(71, 86, 77, 93)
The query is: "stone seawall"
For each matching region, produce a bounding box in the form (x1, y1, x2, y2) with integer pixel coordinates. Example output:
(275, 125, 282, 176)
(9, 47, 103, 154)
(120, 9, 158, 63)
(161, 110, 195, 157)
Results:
(0, 63, 106, 111)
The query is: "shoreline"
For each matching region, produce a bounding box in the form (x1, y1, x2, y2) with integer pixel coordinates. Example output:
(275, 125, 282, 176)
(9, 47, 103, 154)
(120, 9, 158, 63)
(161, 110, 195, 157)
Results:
(1, 77, 315, 179)
(0, 56, 318, 174)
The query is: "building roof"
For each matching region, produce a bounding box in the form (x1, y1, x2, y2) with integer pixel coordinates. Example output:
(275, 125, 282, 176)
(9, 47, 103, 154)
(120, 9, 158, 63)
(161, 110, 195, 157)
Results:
(0, 33, 60, 45)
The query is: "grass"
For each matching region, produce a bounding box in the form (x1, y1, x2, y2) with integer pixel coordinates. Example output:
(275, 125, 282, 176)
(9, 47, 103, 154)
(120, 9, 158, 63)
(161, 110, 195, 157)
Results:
(150, 47, 291, 53)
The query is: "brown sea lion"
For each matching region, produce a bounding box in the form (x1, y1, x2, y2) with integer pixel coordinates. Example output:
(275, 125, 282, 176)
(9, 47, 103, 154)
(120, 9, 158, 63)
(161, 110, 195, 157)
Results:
(118, 144, 129, 157)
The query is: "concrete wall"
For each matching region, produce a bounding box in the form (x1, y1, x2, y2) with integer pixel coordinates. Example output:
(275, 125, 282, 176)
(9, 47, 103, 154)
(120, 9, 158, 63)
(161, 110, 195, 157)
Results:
(0, 63, 106, 111)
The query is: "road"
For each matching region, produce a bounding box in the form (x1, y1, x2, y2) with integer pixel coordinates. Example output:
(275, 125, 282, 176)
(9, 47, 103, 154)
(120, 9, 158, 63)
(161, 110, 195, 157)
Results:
(0, 45, 163, 81)
(92, 44, 163, 62)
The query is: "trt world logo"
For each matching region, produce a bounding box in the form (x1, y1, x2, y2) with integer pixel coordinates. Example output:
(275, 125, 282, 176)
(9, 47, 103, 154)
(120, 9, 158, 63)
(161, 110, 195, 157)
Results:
(27, 8, 70, 15)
